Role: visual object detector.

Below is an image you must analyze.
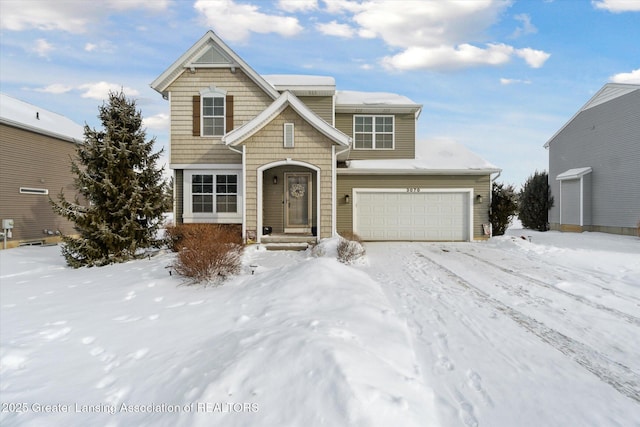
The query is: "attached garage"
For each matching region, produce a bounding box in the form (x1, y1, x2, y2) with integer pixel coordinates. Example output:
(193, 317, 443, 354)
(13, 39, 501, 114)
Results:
(353, 189, 473, 241)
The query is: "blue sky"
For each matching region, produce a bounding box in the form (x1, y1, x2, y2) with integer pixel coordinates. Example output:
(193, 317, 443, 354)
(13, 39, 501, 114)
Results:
(1, 0, 638, 187)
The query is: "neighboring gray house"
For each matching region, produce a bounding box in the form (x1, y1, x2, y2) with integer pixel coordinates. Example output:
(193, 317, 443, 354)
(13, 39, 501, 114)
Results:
(0, 93, 84, 248)
(545, 83, 639, 236)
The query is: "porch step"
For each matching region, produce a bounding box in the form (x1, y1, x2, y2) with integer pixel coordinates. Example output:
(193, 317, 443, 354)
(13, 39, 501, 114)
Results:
(261, 234, 316, 251)
(263, 243, 310, 251)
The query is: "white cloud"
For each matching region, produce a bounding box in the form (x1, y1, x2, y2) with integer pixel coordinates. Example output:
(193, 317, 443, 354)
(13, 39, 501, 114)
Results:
(143, 113, 170, 132)
(316, 20, 355, 38)
(500, 78, 532, 85)
(318, 0, 550, 71)
(609, 68, 640, 84)
(106, 0, 170, 12)
(511, 13, 537, 38)
(592, 0, 640, 12)
(85, 43, 97, 52)
(78, 82, 140, 100)
(33, 82, 140, 99)
(194, 0, 303, 42)
(0, 0, 170, 33)
(515, 47, 551, 68)
(34, 83, 74, 94)
(33, 38, 54, 57)
(383, 43, 516, 71)
(277, 0, 318, 12)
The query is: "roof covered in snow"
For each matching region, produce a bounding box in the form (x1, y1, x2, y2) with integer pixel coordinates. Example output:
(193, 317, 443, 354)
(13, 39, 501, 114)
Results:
(263, 74, 336, 96)
(0, 93, 84, 142)
(340, 138, 500, 175)
(335, 90, 422, 115)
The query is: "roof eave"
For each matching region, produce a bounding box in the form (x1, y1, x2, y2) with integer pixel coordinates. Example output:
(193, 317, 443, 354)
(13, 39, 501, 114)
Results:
(337, 167, 501, 175)
(0, 118, 83, 144)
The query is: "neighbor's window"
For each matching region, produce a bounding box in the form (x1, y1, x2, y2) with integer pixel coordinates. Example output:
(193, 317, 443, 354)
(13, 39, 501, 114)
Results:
(216, 175, 237, 213)
(202, 95, 225, 136)
(354, 115, 394, 149)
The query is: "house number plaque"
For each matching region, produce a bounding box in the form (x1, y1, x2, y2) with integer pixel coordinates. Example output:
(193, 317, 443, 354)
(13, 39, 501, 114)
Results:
(406, 187, 421, 193)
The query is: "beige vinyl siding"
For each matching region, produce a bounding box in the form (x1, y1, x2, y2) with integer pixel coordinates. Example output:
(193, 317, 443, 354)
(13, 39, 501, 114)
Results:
(0, 123, 80, 242)
(167, 68, 273, 164)
(297, 96, 334, 125)
(243, 107, 335, 239)
(335, 113, 415, 159)
(336, 174, 491, 240)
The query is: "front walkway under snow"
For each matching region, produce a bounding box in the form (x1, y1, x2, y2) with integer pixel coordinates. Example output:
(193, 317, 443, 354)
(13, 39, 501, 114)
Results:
(1, 229, 639, 426)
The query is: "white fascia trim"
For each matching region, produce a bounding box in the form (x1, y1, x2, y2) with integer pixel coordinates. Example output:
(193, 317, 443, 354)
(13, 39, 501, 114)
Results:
(170, 163, 242, 170)
(337, 168, 501, 175)
(335, 105, 422, 115)
(242, 146, 247, 240)
(352, 188, 474, 242)
(150, 31, 279, 99)
(223, 92, 350, 147)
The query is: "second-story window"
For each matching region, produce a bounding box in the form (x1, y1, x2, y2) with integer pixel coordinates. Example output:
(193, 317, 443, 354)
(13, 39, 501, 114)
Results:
(202, 95, 225, 136)
(354, 115, 394, 149)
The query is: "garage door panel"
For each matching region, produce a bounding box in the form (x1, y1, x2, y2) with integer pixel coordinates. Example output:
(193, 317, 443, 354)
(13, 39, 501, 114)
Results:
(355, 190, 469, 241)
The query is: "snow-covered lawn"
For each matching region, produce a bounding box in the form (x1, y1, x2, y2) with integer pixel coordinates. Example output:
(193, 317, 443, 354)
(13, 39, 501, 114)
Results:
(1, 228, 639, 426)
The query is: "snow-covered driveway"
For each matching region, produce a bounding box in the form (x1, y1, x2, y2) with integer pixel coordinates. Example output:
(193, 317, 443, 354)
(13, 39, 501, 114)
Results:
(1, 230, 638, 426)
(359, 233, 640, 427)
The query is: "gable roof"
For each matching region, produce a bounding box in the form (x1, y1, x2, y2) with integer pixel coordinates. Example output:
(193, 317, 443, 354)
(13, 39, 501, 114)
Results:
(150, 31, 279, 100)
(544, 83, 640, 148)
(0, 93, 84, 143)
(222, 91, 351, 147)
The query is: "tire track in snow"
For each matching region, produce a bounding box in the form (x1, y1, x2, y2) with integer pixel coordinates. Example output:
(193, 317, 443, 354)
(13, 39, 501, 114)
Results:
(454, 250, 640, 327)
(414, 251, 640, 404)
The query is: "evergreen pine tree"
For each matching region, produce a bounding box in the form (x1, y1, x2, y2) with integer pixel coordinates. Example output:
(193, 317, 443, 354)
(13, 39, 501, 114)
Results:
(51, 91, 171, 267)
(489, 181, 518, 236)
(518, 171, 554, 231)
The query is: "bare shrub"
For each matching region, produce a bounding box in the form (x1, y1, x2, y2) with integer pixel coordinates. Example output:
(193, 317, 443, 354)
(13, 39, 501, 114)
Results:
(337, 231, 365, 264)
(170, 224, 243, 285)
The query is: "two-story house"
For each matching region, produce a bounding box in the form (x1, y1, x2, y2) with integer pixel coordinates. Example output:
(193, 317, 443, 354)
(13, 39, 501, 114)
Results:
(0, 93, 84, 249)
(151, 31, 499, 244)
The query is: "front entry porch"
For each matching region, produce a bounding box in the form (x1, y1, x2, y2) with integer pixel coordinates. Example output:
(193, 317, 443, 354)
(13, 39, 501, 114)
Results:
(256, 162, 323, 245)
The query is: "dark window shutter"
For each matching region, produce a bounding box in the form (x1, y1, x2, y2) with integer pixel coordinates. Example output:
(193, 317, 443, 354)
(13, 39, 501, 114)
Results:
(192, 95, 200, 137)
(225, 95, 234, 131)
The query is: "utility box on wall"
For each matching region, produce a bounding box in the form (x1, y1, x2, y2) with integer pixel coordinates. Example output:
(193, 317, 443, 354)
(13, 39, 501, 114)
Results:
(2, 219, 14, 229)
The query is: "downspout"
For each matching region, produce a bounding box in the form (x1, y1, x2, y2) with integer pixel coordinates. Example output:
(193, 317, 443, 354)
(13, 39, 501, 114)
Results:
(334, 145, 351, 237)
(227, 144, 246, 242)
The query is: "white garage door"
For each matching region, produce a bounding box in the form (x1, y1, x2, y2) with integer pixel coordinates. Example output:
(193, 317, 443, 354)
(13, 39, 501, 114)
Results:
(354, 190, 470, 241)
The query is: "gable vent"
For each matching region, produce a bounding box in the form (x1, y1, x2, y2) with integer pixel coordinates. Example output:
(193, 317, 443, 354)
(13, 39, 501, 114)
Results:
(284, 123, 294, 148)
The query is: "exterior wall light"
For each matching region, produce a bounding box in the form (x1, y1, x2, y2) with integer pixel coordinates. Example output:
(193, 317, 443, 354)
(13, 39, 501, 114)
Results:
(273, 176, 278, 185)
(345, 194, 350, 204)
(476, 194, 483, 204)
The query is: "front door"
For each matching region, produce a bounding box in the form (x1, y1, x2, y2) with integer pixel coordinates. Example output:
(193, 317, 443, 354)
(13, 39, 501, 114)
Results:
(285, 172, 312, 233)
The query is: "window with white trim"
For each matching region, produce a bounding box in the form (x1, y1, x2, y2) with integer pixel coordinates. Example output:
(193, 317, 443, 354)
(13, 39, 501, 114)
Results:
(191, 173, 238, 214)
(192, 174, 214, 213)
(215, 174, 237, 213)
(354, 115, 394, 149)
(202, 96, 225, 136)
